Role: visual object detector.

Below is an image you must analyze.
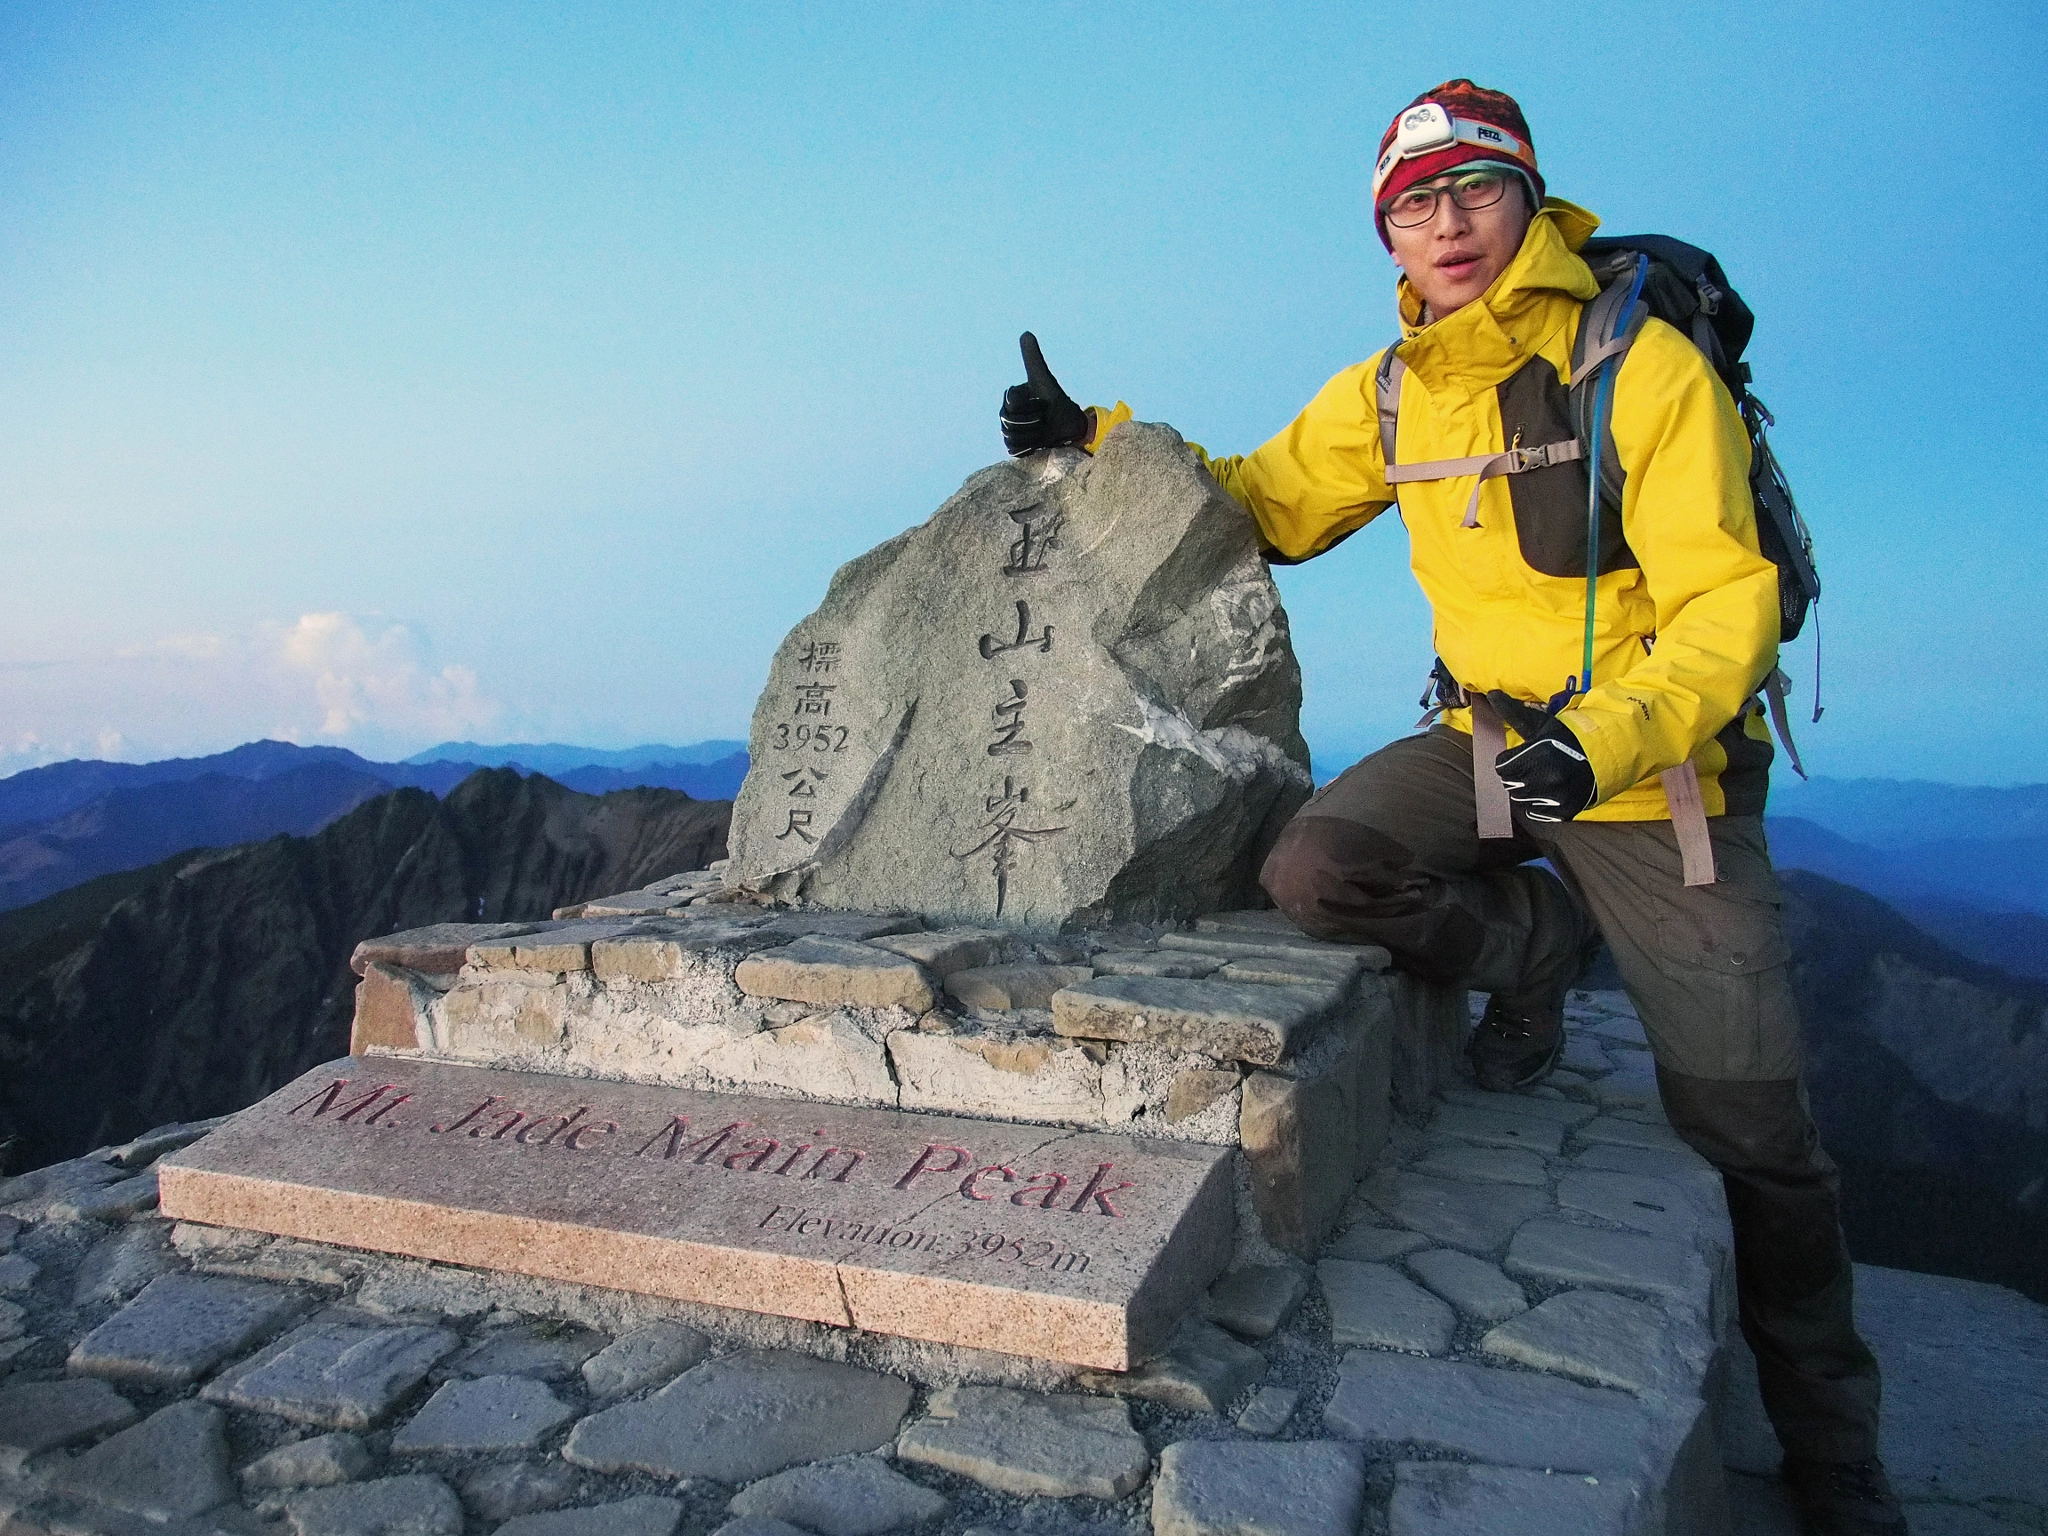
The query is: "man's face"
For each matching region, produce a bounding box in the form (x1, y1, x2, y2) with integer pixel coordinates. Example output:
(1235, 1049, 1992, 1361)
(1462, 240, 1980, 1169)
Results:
(1384, 169, 1534, 319)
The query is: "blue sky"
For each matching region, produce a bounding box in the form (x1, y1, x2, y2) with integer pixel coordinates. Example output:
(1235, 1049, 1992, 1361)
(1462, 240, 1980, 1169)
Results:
(3, 2, 2042, 782)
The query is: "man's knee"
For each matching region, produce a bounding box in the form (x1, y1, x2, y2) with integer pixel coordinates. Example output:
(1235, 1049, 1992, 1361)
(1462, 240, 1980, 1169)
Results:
(1261, 816, 1407, 929)
(1260, 815, 1480, 980)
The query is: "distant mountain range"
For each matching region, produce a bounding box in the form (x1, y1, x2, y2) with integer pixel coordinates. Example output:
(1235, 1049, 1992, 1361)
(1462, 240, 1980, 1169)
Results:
(0, 768, 731, 1170)
(406, 740, 748, 773)
(0, 740, 751, 913)
(1780, 870, 2048, 1301)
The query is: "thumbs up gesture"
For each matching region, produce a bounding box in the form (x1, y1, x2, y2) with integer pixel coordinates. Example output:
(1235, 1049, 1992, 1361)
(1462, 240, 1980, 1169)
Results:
(1000, 332, 1091, 456)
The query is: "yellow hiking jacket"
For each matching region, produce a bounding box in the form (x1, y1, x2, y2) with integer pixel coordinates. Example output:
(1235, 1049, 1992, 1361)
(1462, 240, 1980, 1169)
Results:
(1089, 200, 1778, 822)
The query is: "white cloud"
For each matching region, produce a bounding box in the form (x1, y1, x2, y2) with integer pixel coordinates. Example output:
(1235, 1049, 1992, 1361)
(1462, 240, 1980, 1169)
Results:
(0, 613, 500, 771)
(271, 613, 496, 741)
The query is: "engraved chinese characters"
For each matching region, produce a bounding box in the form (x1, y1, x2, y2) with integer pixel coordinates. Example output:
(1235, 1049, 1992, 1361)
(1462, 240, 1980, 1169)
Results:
(726, 422, 1313, 929)
(770, 639, 851, 847)
(960, 502, 1073, 915)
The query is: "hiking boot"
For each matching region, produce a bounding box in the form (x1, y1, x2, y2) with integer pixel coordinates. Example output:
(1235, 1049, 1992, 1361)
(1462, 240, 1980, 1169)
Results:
(1783, 1456, 1909, 1535)
(1466, 993, 1565, 1092)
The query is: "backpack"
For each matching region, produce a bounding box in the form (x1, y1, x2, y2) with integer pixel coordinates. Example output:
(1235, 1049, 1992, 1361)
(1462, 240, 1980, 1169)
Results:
(1569, 235, 1821, 643)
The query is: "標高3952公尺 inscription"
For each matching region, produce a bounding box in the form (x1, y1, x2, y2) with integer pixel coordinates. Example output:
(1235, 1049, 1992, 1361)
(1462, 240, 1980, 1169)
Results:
(157, 1057, 1233, 1370)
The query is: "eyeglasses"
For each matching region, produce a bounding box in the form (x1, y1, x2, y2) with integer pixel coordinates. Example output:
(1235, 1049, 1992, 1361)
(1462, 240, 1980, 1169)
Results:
(1382, 169, 1514, 229)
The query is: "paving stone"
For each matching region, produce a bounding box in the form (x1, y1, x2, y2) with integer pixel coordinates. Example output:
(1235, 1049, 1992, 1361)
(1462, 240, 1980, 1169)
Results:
(1436, 1087, 1599, 1127)
(1356, 1171, 1551, 1254)
(498, 1495, 686, 1536)
(1410, 1143, 1550, 1188)
(204, 1320, 462, 1429)
(736, 937, 939, 1012)
(47, 1169, 161, 1223)
(1051, 975, 1338, 1066)
(0, 1254, 39, 1293)
(1590, 1051, 1664, 1119)
(1505, 1219, 1697, 1303)
(287, 1473, 464, 1536)
(71, 1222, 178, 1306)
(945, 963, 1096, 1011)
(1574, 1115, 1689, 1153)
(1317, 1260, 1455, 1354)
(0, 1298, 21, 1341)
(895, 1384, 1148, 1499)
(1579, 1006, 1649, 1046)
(461, 1459, 581, 1520)
(0, 1335, 34, 1369)
(729, 1455, 949, 1536)
(715, 1519, 812, 1536)
(449, 1322, 607, 1381)
(1080, 1318, 1264, 1413)
(1560, 1036, 1614, 1075)
(1234, 1385, 1300, 1437)
(753, 913, 926, 944)
(45, 1399, 234, 1520)
(1153, 1440, 1366, 1536)
(581, 1320, 710, 1399)
(390, 1373, 575, 1453)
(1388, 1462, 1639, 1535)
(566, 1349, 912, 1482)
(1557, 1171, 1708, 1243)
(1572, 1142, 1718, 1188)
(1205, 1264, 1307, 1339)
(1162, 930, 1379, 967)
(68, 1271, 304, 1387)
(1479, 1290, 1676, 1394)
(1091, 950, 1218, 978)
(0, 1377, 138, 1472)
(0, 1213, 18, 1251)
(1427, 1104, 1566, 1155)
(1322, 1225, 1427, 1263)
(1405, 1248, 1528, 1325)
(868, 929, 1012, 977)
(241, 1431, 373, 1489)
(0, 1156, 125, 1214)
(1322, 1351, 1651, 1473)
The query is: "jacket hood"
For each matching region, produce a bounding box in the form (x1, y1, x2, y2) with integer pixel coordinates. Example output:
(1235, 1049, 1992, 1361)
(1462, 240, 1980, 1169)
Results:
(1395, 199, 1602, 386)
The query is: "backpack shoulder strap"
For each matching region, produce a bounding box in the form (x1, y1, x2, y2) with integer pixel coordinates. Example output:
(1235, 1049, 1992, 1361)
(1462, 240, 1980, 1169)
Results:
(1375, 349, 1406, 469)
(1568, 253, 1653, 514)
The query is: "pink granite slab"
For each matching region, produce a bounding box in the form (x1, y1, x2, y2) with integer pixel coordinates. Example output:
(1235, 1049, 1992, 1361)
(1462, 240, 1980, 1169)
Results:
(157, 1060, 1232, 1371)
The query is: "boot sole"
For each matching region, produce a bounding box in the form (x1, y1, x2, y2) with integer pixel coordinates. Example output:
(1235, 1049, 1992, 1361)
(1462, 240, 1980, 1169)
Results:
(1468, 1030, 1566, 1094)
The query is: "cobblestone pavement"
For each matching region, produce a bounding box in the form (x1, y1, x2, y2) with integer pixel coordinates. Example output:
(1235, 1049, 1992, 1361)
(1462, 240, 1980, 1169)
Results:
(4, 993, 2035, 1535)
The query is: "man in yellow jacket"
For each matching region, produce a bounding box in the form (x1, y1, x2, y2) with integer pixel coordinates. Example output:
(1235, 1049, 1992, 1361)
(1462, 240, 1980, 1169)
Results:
(1000, 79, 1899, 1536)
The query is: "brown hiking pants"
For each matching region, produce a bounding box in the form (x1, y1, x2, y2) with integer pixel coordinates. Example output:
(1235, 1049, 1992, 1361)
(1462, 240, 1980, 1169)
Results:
(1262, 726, 1882, 1463)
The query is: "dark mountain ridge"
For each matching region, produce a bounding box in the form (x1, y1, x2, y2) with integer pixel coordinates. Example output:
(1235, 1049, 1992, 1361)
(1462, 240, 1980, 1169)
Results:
(0, 740, 750, 914)
(0, 769, 729, 1172)
(0, 739, 478, 829)
(1779, 870, 2048, 1300)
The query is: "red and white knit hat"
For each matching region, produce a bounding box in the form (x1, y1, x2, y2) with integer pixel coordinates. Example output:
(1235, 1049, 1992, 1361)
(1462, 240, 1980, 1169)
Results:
(1372, 79, 1543, 247)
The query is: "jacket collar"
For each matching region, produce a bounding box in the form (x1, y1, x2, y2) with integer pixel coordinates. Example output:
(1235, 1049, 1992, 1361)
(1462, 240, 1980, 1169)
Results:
(1393, 200, 1602, 389)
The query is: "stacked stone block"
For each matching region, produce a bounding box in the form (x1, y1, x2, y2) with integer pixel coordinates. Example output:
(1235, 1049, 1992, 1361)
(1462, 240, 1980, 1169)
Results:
(349, 885, 1465, 1260)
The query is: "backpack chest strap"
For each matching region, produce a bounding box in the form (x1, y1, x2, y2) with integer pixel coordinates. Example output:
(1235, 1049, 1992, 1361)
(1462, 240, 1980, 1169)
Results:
(1373, 350, 1587, 529)
(1385, 439, 1585, 527)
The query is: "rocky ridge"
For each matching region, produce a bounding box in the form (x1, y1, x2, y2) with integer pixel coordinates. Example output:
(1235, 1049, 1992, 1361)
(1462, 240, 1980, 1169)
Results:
(0, 771, 731, 1173)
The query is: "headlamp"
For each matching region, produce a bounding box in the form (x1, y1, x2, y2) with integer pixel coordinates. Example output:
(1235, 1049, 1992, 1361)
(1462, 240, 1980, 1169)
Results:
(1372, 100, 1536, 200)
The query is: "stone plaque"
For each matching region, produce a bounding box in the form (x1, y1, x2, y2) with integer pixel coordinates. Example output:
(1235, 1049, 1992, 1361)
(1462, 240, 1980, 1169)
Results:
(725, 423, 1311, 929)
(158, 1059, 1234, 1370)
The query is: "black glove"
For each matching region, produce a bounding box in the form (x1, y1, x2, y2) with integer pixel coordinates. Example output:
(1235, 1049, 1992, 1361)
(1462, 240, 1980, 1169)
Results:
(1000, 332, 1090, 456)
(1488, 690, 1598, 823)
